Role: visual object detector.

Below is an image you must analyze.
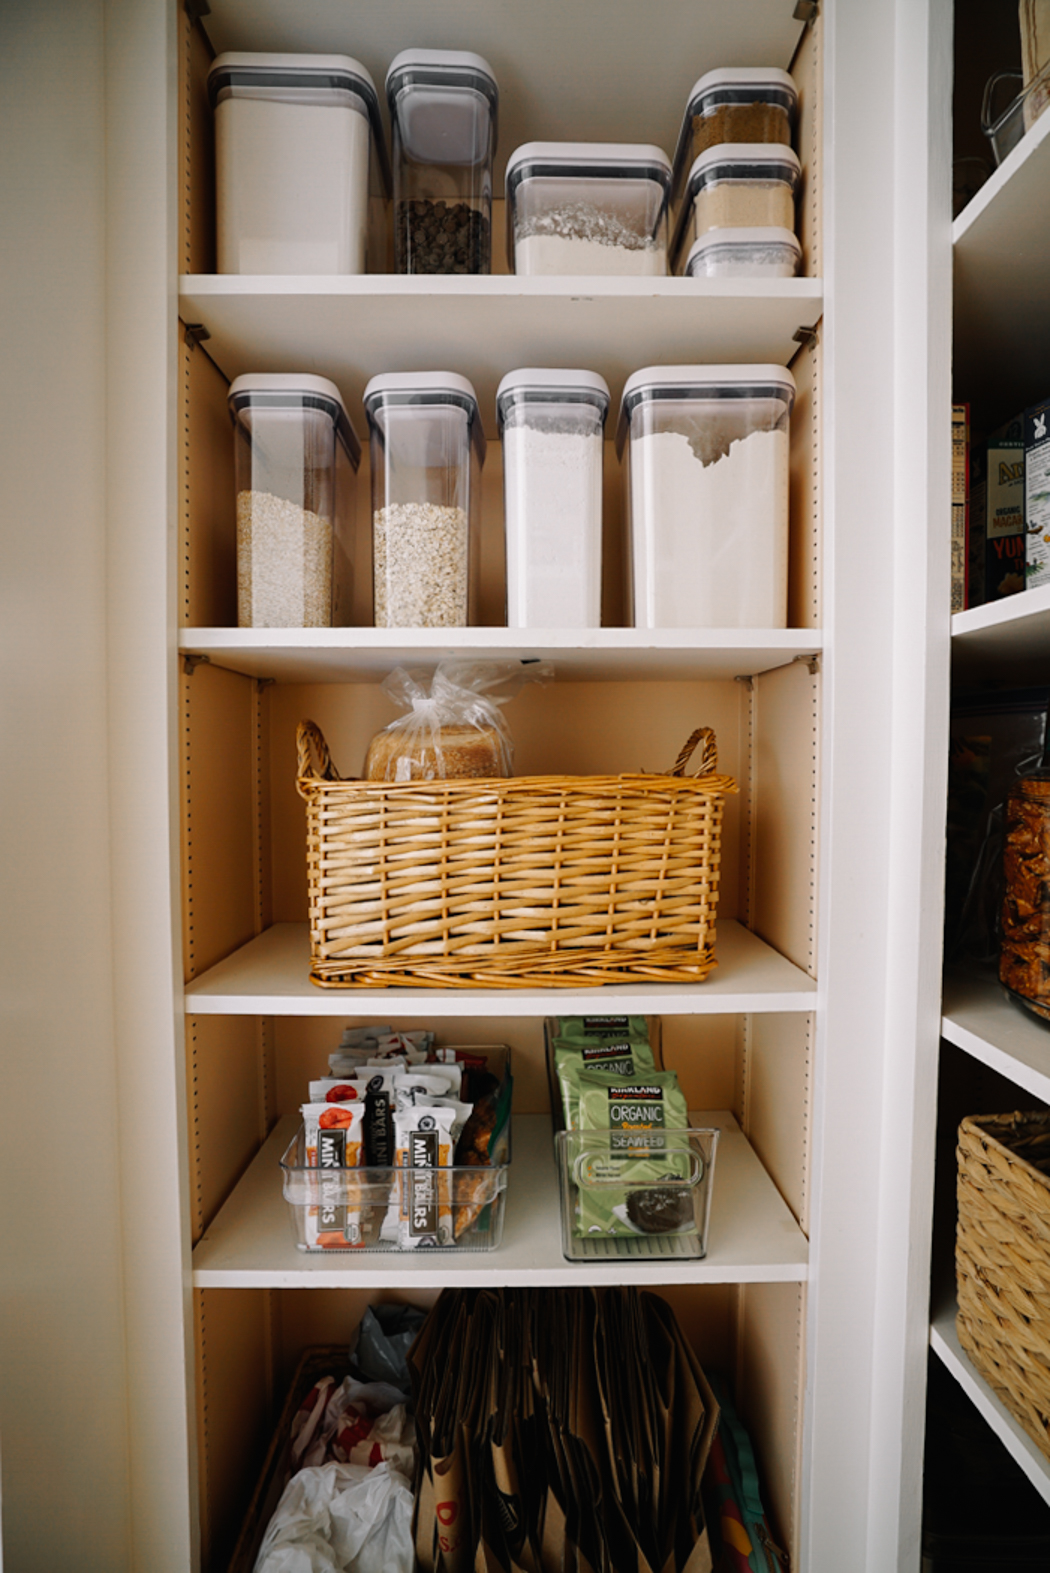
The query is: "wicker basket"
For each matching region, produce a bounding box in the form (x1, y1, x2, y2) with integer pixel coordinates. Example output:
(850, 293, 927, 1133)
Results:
(296, 719, 737, 989)
(956, 1111, 1050, 1459)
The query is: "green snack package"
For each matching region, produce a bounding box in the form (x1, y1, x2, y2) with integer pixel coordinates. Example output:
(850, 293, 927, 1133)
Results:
(553, 1023, 656, 1130)
(574, 1071, 695, 1238)
(553, 1014, 651, 1044)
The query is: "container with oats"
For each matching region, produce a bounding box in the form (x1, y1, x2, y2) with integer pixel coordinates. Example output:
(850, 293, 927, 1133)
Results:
(670, 67, 797, 209)
(229, 373, 361, 628)
(671, 145, 801, 272)
(364, 372, 485, 627)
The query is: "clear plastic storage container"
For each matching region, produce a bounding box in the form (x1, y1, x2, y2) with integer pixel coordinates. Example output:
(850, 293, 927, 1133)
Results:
(497, 369, 609, 628)
(364, 372, 484, 627)
(616, 365, 795, 629)
(671, 145, 801, 268)
(671, 68, 797, 204)
(683, 226, 800, 280)
(208, 52, 390, 274)
(505, 143, 672, 276)
(386, 50, 498, 275)
(555, 1126, 719, 1263)
(230, 374, 361, 628)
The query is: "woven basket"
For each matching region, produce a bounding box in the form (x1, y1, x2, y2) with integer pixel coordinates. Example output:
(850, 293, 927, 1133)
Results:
(296, 719, 737, 989)
(956, 1111, 1050, 1459)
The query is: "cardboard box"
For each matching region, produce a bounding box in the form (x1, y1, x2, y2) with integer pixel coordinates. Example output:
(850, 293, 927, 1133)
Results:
(951, 404, 969, 612)
(984, 415, 1026, 601)
(1025, 397, 1050, 590)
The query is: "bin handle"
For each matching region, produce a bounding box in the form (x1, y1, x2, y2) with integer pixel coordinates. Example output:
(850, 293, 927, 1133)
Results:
(670, 727, 717, 778)
(296, 720, 342, 791)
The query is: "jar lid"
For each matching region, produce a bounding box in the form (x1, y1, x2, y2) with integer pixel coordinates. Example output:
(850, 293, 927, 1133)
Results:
(386, 48, 499, 112)
(615, 364, 796, 456)
(684, 226, 801, 269)
(363, 371, 486, 463)
(671, 69, 798, 197)
(496, 368, 611, 431)
(505, 142, 672, 198)
(683, 143, 802, 194)
(207, 52, 391, 193)
(228, 373, 361, 467)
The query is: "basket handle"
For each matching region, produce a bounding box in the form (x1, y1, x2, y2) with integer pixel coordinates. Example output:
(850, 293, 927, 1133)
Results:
(670, 727, 718, 778)
(296, 720, 341, 787)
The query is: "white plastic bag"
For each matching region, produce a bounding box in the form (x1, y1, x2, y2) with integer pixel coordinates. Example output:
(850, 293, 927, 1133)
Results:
(252, 1461, 414, 1573)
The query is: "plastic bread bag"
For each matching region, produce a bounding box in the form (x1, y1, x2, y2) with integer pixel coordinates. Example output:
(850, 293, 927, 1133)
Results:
(362, 659, 553, 782)
(574, 1071, 694, 1238)
(393, 1105, 458, 1248)
(300, 1101, 366, 1249)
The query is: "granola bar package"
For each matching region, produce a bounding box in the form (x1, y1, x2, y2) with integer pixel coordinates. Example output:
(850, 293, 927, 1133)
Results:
(392, 1067, 463, 1112)
(394, 1105, 458, 1248)
(300, 1100, 366, 1249)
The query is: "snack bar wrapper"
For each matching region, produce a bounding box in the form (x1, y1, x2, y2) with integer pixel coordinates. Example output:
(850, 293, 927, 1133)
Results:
(394, 1105, 458, 1249)
(301, 1100, 366, 1249)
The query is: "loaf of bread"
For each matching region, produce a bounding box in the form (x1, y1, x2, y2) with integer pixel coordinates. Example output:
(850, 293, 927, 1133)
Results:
(364, 722, 507, 782)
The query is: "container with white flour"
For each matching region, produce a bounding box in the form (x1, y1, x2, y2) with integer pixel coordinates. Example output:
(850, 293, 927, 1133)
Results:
(209, 53, 390, 274)
(616, 365, 796, 629)
(497, 369, 610, 627)
(506, 143, 672, 276)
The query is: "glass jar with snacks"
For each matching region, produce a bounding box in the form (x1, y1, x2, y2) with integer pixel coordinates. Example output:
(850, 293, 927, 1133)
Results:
(683, 226, 801, 280)
(497, 368, 609, 628)
(505, 143, 672, 276)
(671, 145, 801, 271)
(386, 49, 498, 275)
(616, 364, 795, 629)
(363, 372, 484, 627)
(670, 68, 797, 206)
(230, 374, 361, 628)
(1001, 773, 1050, 1021)
(208, 52, 390, 274)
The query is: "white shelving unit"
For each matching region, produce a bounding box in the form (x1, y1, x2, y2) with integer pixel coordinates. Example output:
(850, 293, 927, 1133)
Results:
(942, 973, 1050, 1105)
(193, 1111, 809, 1290)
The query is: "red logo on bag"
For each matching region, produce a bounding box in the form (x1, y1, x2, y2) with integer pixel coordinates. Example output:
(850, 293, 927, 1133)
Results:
(437, 1501, 458, 1526)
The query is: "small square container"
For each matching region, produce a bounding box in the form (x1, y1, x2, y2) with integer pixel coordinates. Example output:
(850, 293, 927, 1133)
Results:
(683, 226, 800, 280)
(208, 53, 390, 274)
(386, 50, 498, 275)
(364, 372, 485, 628)
(555, 1126, 719, 1263)
(506, 143, 672, 276)
(671, 145, 801, 271)
(982, 59, 1050, 167)
(229, 374, 361, 628)
(616, 365, 795, 629)
(497, 369, 610, 627)
(671, 68, 797, 206)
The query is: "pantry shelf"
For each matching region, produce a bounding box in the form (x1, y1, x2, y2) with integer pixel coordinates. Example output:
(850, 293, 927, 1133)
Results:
(191, 1110, 809, 1289)
(942, 971, 1050, 1105)
(184, 921, 817, 1016)
(930, 1300, 1050, 1508)
(953, 101, 1050, 425)
(178, 275, 825, 434)
(178, 627, 823, 685)
(951, 583, 1050, 682)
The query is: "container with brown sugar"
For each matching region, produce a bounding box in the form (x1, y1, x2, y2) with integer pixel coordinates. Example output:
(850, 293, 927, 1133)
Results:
(1000, 772, 1050, 1021)
(670, 68, 797, 209)
(671, 144, 801, 272)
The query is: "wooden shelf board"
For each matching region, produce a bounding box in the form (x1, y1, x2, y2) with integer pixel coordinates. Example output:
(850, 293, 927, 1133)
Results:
(192, 1111, 809, 1288)
(184, 920, 818, 1017)
(178, 627, 823, 685)
(951, 584, 1050, 681)
(930, 1301, 1050, 1508)
(178, 275, 825, 438)
(942, 971, 1050, 1105)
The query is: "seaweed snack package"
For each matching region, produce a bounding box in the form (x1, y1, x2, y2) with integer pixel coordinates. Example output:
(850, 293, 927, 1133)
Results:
(554, 1014, 652, 1045)
(551, 1015, 656, 1127)
(301, 1100, 366, 1249)
(362, 660, 552, 781)
(394, 1105, 458, 1248)
(574, 1071, 694, 1238)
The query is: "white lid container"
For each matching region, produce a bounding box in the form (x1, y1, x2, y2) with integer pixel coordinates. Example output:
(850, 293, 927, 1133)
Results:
(616, 365, 796, 630)
(229, 373, 362, 629)
(505, 142, 672, 276)
(496, 369, 610, 629)
(683, 226, 801, 279)
(209, 53, 390, 275)
(671, 68, 798, 202)
(670, 144, 801, 271)
(363, 373, 485, 627)
(386, 50, 499, 275)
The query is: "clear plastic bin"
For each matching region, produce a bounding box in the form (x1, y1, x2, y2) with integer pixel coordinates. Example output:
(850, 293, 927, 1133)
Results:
(981, 58, 1050, 166)
(364, 372, 484, 627)
(229, 374, 361, 628)
(616, 365, 795, 629)
(497, 368, 609, 627)
(555, 1126, 719, 1262)
(505, 142, 671, 276)
(208, 52, 390, 274)
(386, 49, 498, 275)
(683, 226, 800, 280)
(671, 145, 800, 269)
(671, 68, 797, 206)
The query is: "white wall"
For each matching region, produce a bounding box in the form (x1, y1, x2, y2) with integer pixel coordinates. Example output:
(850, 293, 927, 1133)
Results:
(0, 1, 132, 1567)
